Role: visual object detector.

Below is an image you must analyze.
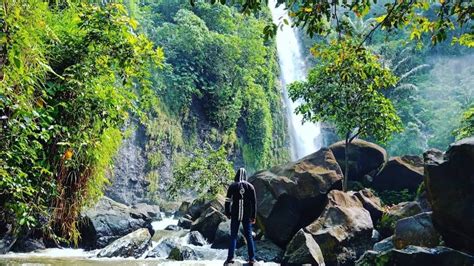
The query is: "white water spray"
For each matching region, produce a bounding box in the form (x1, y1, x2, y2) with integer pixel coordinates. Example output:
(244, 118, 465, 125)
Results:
(269, 0, 322, 160)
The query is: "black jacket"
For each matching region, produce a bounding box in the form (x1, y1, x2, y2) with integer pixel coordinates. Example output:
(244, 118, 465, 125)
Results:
(225, 168, 257, 221)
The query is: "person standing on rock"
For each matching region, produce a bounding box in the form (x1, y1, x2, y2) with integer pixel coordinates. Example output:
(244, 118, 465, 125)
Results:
(224, 168, 257, 265)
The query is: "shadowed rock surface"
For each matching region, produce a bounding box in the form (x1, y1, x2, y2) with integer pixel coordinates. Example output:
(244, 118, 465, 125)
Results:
(424, 137, 474, 254)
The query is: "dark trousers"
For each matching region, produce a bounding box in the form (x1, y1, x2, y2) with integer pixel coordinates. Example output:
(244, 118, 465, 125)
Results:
(227, 218, 256, 261)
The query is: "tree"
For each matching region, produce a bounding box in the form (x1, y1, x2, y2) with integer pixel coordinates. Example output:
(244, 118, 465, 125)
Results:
(168, 144, 234, 199)
(454, 106, 474, 140)
(289, 39, 402, 191)
(239, 0, 473, 47)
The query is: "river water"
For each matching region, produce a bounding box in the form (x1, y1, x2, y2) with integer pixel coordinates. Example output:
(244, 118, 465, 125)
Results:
(0, 215, 277, 266)
(269, 0, 322, 160)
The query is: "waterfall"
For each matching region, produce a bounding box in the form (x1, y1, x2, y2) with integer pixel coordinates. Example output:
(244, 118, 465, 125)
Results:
(269, 1, 322, 160)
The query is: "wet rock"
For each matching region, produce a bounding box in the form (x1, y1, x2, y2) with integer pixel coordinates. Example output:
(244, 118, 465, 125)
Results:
(131, 203, 162, 220)
(282, 229, 325, 265)
(393, 212, 441, 249)
(373, 236, 394, 252)
(211, 220, 245, 249)
(329, 139, 387, 182)
(188, 231, 207, 246)
(97, 228, 151, 258)
(377, 201, 422, 238)
(249, 148, 343, 246)
(190, 207, 227, 242)
(306, 190, 374, 265)
(356, 246, 474, 266)
(178, 217, 192, 229)
(165, 225, 182, 231)
(424, 138, 474, 254)
(11, 237, 45, 253)
(373, 155, 424, 193)
(146, 238, 180, 258)
(175, 201, 191, 217)
(0, 235, 16, 254)
(79, 197, 153, 249)
(236, 239, 284, 262)
(168, 246, 200, 261)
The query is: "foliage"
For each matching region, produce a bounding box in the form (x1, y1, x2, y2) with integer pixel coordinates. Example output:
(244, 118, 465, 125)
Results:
(454, 106, 474, 140)
(232, 0, 473, 48)
(128, 0, 290, 175)
(289, 39, 402, 143)
(168, 144, 234, 200)
(0, 1, 162, 244)
(378, 189, 415, 206)
(289, 39, 402, 190)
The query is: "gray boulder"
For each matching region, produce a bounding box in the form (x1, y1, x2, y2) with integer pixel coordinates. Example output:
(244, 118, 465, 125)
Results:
(377, 201, 422, 238)
(168, 246, 200, 261)
(131, 203, 162, 220)
(356, 245, 474, 266)
(188, 231, 207, 246)
(373, 236, 394, 252)
(178, 217, 193, 229)
(190, 207, 227, 242)
(306, 190, 374, 265)
(187, 196, 225, 220)
(0, 235, 16, 254)
(424, 138, 474, 254)
(97, 228, 151, 258)
(249, 148, 343, 246)
(236, 239, 284, 262)
(373, 155, 424, 193)
(146, 238, 180, 258)
(79, 197, 153, 249)
(353, 188, 384, 224)
(393, 212, 441, 249)
(211, 220, 246, 249)
(329, 139, 387, 182)
(282, 229, 325, 265)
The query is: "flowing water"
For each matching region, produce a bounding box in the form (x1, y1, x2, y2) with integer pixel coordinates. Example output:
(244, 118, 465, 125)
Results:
(269, 0, 322, 160)
(0, 214, 276, 266)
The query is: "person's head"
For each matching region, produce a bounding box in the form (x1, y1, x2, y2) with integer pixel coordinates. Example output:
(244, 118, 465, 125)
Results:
(234, 167, 247, 182)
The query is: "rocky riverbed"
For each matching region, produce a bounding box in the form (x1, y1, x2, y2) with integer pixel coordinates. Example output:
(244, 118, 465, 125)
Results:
(1, 137, 473, 265)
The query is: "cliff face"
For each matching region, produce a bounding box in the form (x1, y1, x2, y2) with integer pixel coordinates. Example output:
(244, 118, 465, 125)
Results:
(106, 123, 149, 205)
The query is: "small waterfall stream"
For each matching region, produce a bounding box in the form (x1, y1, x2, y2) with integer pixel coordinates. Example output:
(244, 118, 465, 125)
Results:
(269, 0, 322, 160)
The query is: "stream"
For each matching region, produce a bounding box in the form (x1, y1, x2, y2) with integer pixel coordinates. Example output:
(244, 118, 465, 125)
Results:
(0, 214, 277, 266)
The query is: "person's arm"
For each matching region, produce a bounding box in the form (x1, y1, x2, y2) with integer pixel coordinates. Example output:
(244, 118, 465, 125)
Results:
(224, 184, 233, 218)
(250, 184, 257, 223)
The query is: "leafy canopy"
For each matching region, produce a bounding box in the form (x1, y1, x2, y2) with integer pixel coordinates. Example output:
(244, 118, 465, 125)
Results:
(168, 144, 234, 200)
(289, 39, 403, 142)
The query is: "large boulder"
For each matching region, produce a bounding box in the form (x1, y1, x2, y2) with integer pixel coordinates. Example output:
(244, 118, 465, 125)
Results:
(79, 197, 153, 249)
(190, 207, 227, 242)
(373, 155, 424, 193)
(131, 203, 162, 220)
(97, 228, 151, 258)
(146, 238, 181, 258)
(356, 246, 474, 266)
(236, 239, 284, 262)
(282, 229, 325, 265)
(0, 235, 16, 254)
(168, 246, 200, 261)
(373, 236, 394, 252)
(306, 190, 374, 265)
(188, 231, 207, 246)
(11, 236, 45, 253)
(424, 137, 474, 254)
(353, 188, 384, 224)
(377, 201, 422, 238)
(211, 220, 246, 249)
(329, 139, 387, 182)
(249, 148, 343, 246)
(186, 196, 225, 220)
(393, 212, 441, 249)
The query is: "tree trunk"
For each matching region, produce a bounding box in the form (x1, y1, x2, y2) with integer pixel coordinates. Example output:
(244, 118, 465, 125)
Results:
(344, 132, 350, 192)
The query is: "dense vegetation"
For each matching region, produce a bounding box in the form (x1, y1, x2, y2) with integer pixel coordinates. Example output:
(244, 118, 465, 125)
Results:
(123, 0, 290, 200)
(0, 2, 163, 244)
(0, 0, 290, 243)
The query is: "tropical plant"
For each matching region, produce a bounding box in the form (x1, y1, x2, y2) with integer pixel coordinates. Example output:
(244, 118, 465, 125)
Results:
(289, 39, 403, 191)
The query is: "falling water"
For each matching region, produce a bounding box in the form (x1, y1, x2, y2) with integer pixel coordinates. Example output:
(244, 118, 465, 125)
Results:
(269, 0, 322, 160)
